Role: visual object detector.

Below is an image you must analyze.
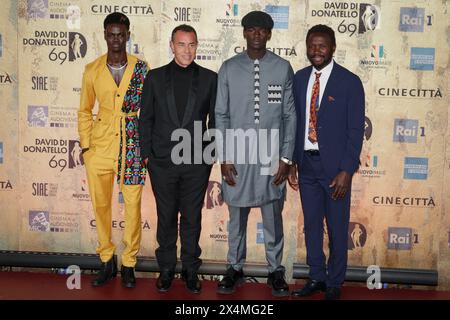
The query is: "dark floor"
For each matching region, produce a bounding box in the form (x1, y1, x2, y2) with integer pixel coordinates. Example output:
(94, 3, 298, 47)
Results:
(1, 271, 450, 300)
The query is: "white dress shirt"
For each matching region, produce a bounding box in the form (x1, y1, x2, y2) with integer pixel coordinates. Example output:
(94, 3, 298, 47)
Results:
(304, 59, 334, 150)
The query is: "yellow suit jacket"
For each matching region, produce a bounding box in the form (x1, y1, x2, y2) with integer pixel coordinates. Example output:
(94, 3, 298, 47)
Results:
(78, 53, 140, 160)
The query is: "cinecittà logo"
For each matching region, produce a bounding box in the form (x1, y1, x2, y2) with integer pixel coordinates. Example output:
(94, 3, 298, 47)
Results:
(372, 195, 435, 207)
(90, 4, 154, 15)
(378, 87, 442, 98)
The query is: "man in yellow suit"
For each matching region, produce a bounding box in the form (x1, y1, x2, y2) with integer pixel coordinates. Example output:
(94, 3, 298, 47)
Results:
(78, 12, 148, 288)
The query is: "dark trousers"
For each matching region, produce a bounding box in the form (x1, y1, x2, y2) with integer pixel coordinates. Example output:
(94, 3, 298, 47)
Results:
(299, 152, 351, 288)
(148, 162, 211, 272)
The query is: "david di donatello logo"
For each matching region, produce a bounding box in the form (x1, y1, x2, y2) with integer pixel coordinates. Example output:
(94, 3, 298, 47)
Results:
(204, 181, 224, 209)
(348, 222, 367, 250)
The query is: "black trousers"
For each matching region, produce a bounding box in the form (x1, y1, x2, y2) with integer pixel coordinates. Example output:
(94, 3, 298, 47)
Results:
(148, 162, 212, 272)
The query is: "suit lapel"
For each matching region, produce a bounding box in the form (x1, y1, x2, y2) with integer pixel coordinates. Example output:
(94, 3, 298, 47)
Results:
(318, 63, 338, 119)
(181, 63, 199, 127)
(97, 55, 116, 90)
(165, 64, 181, 126)
(117, 54, 136, 101)
(299, 66, 311, 127)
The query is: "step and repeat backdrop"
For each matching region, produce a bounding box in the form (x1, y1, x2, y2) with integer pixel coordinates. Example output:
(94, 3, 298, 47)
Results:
(0, 0, 449, 289)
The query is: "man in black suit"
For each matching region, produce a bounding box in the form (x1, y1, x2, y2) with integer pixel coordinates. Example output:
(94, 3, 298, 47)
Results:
(138, 24, 217, 294)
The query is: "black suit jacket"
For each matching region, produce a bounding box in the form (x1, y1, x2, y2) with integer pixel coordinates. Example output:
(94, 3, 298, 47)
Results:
(138, 61, 217, 166)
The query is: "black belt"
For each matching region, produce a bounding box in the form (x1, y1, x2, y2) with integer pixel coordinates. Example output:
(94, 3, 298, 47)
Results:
(305, 150, 320, 156)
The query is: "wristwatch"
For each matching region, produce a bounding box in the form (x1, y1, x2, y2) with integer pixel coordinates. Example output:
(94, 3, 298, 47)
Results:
(280, 157, 293, 165)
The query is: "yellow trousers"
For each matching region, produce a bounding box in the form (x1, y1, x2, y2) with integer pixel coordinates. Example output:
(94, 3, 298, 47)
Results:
(84, 150, 142, 267)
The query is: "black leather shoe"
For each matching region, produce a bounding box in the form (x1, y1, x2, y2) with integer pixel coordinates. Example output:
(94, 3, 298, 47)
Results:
(156, 269, 175, 292)
(217, 267, 245, 294)
(91, 256, 117, 287)
(291, 280, 327, 297)
(324, 287, 341, 300)
(181, 270, 202, 294)
(121, 267, 136, 288)
(267, 270, 289, 297)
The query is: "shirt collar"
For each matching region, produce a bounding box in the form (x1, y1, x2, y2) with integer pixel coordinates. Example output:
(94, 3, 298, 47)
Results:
(312, 59, 334, 77)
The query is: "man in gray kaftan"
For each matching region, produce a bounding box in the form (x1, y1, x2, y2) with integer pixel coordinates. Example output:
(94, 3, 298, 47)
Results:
(215, 11, 296, 297)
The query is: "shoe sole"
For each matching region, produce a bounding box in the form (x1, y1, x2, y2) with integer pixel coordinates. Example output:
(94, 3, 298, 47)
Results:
(291, 288, 327, 297)
(157, 282, 172, 293)
(91, 272, 117, 287)
(122, 282, 136, 288)
(267, 282, 290, 297)
(187, 288, 202, 294)
(271, 288, 290, 297)
(216, 277, 245, 294)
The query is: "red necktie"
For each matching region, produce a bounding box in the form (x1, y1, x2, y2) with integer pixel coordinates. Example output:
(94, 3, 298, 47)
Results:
(308, 72, 321, 143)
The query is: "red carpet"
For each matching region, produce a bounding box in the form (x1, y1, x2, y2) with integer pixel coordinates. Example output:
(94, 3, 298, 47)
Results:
(1, 271, 449, 300)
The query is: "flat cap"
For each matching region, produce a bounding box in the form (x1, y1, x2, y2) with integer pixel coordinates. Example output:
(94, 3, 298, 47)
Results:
(241, 11, 274, 30)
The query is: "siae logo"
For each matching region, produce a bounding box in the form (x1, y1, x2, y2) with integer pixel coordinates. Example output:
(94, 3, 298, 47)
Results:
(32, 182, 57, 197)
(174, 7, 192, 22)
